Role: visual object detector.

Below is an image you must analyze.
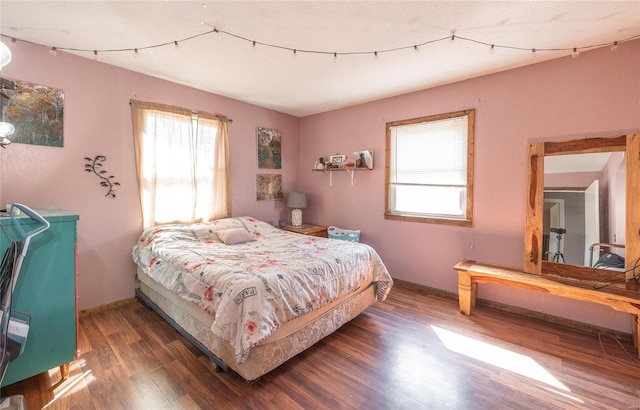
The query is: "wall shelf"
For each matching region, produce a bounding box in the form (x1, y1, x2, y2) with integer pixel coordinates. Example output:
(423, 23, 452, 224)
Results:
(312, 167, 371, 186)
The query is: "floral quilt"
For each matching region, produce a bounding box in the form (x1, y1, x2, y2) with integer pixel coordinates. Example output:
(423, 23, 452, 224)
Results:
(132, 217, 393, 364)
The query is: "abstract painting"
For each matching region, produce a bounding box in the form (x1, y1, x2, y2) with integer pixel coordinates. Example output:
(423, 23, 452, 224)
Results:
(256, 173, 283, 201)
(1, 77, 64, 147)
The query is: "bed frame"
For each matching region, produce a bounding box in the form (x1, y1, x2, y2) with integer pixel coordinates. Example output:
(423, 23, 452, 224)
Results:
(135, 269, 379, 381)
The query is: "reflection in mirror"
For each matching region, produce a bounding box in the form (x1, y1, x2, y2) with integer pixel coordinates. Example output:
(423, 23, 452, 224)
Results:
(543, 152, 626, 270)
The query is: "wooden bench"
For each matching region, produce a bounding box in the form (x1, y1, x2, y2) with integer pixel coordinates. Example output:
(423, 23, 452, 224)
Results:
(454, 259, 640, 355)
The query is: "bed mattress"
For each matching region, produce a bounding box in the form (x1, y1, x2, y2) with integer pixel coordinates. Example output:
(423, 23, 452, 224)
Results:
(132, 216, 393, 364)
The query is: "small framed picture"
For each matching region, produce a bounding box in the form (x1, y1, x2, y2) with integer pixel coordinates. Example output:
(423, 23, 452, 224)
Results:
(256, 174, 283, 201)
(353, 149, 374, 169)
(329, 154, 347, 166)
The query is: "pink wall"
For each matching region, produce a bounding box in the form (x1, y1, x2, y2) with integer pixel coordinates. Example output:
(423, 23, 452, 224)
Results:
(0, 41, 299, 310)
(2, 38, 639, 334)
(299, 40, 640, 332)
(544, 171, 601, 188)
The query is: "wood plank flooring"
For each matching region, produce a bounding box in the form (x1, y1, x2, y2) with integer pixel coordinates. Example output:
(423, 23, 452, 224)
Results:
(2, 281, 639, 409)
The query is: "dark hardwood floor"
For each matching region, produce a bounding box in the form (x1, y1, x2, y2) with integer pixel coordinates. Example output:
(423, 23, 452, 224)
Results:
(2, 281, 639, 409)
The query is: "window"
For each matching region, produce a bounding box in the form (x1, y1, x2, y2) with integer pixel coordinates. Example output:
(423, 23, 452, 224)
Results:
(131, 100, 230, 228)
(385, 109, 474, 226)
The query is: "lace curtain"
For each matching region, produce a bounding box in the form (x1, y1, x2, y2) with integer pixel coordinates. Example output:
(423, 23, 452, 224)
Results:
(130, 100, 230, 228)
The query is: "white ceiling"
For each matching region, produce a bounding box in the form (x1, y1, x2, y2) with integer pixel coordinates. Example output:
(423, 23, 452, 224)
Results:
(1, 1, 639, 117)
(545, 152, 613, 174)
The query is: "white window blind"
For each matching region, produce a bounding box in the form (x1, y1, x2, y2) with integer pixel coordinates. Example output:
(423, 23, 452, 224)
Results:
(387, 112, 472, 222)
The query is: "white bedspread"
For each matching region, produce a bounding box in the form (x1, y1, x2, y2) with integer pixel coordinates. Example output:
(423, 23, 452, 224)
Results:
(132, 217, 393, 363)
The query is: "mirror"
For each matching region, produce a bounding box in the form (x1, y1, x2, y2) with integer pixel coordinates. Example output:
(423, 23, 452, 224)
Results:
(523, 134, 640, 292)
(543, 151, 626, 269)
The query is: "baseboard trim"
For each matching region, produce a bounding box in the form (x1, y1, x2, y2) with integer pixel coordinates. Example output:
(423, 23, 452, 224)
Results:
(393, 279, 633, 343)
(79, 297, 138, 317)
(80, 280, 633, 343)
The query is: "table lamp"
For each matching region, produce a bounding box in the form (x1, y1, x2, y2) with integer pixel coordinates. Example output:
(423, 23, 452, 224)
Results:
(286, 192, 307, 227)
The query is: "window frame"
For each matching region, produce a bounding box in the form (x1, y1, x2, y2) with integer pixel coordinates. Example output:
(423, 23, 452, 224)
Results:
(384, 109, 475, 227)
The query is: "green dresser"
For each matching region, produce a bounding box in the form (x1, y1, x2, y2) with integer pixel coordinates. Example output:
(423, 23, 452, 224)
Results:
(0, 208, 78, 387)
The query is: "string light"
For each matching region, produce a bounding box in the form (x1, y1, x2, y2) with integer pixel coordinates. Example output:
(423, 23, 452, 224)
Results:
(1, 29, 637, 62)
(49, 46, 57, 56)
(531, 48, 537, 58)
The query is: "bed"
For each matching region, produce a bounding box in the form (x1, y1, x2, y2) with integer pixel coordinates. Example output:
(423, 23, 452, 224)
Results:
(131, 216, 393, 381)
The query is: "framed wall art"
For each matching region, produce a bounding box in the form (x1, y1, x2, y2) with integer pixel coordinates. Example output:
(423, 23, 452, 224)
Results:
(256, 173, 283, 201)
(1, 77, 64, 147)
(257, 126, 282, 169)
(329, 154, 347, 167)
(353, 149, 374, 169)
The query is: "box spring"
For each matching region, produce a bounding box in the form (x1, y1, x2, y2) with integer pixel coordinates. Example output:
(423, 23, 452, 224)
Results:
(136, 268, 378, 381)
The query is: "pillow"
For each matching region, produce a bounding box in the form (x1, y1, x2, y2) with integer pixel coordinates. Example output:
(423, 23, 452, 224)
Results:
(216, 228, 256, 245)
(193, 227, 222, 241)
(191, 218, 244, 241)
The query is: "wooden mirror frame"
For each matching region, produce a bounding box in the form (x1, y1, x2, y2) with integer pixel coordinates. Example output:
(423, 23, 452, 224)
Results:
(523, 134, 640, 292)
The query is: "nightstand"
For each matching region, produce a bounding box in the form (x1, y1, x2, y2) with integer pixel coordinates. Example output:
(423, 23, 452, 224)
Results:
(280, 224, 328, 238)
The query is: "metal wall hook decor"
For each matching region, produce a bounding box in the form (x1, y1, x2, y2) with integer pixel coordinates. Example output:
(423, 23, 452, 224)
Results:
(84, 155, 120, 198)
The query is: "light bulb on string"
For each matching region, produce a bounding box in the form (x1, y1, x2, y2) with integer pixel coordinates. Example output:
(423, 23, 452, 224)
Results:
(333, 52, 337, 63)
(3, 24, 639, 67)
(293, 49, 297, 59)
(49, 46, 57, 56)
(134, 48, 139, 57)
(531, 48, 537, 58)
(373, 51, 378, 61)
